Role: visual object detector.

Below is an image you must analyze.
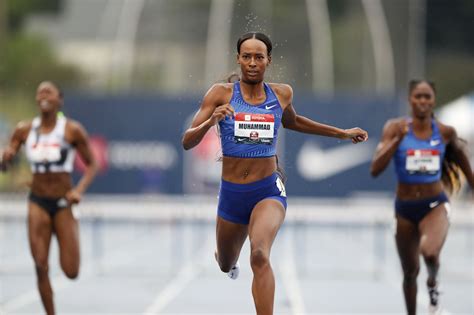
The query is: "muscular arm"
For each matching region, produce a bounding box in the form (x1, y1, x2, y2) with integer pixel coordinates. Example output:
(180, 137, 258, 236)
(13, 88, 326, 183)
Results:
(69, 121, 97, 196)
(282, 104, 347, 138)
(370, 119, 406, 177)
(182, 84, 233, 150)
(275, 84, 368, 142)
(1, 121, 31, 171)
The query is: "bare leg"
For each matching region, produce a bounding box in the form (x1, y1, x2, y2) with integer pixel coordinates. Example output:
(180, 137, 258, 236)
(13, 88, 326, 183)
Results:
(395, 215, 420, 315)
(28, 202, 54, 315)
(248, 199, 285, 315)
(419, 204, 449, 288)
(54, 208, 80, 279)
(215, 216, 248, 272)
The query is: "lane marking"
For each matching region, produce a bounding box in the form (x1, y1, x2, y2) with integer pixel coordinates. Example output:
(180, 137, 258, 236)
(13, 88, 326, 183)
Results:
(143, 236, 213, 315)
(279, 229, 307, 315)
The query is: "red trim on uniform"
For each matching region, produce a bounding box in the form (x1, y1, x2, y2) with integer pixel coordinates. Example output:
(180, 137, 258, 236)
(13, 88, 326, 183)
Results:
(234, 113, 275, 122)
(406, 149, 440, 156)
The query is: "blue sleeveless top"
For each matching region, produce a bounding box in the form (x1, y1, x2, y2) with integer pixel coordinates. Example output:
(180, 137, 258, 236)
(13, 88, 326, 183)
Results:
(219, 81, 283, 158)
(394, 119, 446, 184)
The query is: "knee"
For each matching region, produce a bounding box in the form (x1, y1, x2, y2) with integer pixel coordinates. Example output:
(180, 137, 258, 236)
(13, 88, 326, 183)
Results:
(64, 268, 79, 280)
(218, 261, 233, 273)
(60, 254, 80, 279)
(215, 252, 233, 273)
(61, 263, 80, 279)
(250, 247, 270, 271)
(403, 265, 420, 285)
(421, 249, 440, 266)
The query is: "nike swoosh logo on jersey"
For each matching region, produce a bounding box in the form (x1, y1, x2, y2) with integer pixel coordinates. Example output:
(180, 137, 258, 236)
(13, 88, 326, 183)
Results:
(430, 139, 440, 146)
(265, 105, 277, 110)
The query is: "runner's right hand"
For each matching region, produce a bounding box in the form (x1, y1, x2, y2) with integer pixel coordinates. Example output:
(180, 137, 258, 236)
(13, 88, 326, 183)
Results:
(395, 120, 409, 140)
(209, 104, 234, 125)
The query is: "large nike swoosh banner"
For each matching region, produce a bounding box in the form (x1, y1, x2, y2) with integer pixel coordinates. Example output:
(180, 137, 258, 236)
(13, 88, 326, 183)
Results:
(282, 95, 398, 197)
(297, 141, 376, 180)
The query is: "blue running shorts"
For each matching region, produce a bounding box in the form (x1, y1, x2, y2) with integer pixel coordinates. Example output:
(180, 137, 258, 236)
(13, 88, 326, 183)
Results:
(395, 192, 449, 224)
(217, 173, 287, 224)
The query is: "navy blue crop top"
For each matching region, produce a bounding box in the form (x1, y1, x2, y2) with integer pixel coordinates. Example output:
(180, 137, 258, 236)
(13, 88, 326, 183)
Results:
(393, 119, 446, 184)
(218, 81, 283, 158)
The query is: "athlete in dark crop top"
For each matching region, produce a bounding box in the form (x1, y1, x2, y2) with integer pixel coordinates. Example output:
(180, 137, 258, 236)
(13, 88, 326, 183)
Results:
(371, 80, 474, 315)
(183, 32, 368, 315)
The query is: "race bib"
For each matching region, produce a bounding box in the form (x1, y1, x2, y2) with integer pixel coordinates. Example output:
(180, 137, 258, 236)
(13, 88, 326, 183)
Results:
(30, 143, 61, 163)
(234, 113, 274, 145)
(405, 149, 440, 174)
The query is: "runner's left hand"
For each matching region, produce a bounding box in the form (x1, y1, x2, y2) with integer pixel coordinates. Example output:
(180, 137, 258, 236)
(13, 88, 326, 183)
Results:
(0, 148, 15, 172)
(65, 189, 82, 205)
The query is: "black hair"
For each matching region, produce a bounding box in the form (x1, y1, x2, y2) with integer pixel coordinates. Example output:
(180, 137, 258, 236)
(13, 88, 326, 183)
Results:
(41, 80, 64, 98)
(237, 32, 272, 56)
(408, 79, 436, 95)
(441, 138, 468, 195)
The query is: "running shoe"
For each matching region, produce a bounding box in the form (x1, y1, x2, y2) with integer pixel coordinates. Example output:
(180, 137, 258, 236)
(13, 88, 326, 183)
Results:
(214, 250, 240, 280)
(428, 284, 442, 314)
(227, 262, 240, 280)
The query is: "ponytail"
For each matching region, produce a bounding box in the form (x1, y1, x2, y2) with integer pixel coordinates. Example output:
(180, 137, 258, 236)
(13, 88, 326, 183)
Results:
(441, 138, 467, 195)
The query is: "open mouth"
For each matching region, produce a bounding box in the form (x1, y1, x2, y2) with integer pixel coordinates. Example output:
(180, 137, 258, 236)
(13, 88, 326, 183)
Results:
(39, 100, 51, 110)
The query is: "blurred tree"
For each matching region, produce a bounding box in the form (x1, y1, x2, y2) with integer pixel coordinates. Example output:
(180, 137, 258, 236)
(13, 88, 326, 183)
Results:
(0, 0, 82, 93)
(426, 0, 474, 103)
(7, 0, 61, 33)
(326, 0, 348, 20)
(426, 0, 474, 51)
(0, 34, 82, 91)
(0, 0, 6, 42)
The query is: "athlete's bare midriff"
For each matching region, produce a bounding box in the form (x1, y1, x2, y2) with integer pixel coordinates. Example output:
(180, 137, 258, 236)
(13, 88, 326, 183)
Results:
(396, 181, 444, 201)
(31, 172, 73, 198)
(222, 156, 277, 184)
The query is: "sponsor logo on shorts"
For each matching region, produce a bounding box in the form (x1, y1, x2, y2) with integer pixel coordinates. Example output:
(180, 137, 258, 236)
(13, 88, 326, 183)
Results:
(57, 198, 68, 208)
(429, 201, 440, 209)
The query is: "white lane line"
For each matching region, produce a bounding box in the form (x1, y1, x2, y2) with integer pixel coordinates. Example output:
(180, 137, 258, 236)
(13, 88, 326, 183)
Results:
(279, 228, 307, 315)
(2, 276, 70, 313)
(143, 236, 213, 315)
(1, 230, 153, 313)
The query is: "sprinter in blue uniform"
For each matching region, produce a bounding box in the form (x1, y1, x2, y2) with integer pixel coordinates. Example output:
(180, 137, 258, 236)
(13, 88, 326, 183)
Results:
(1, 81, 97, 315)
(183, 32, 368, 315)
(371, 80, 474, 315)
